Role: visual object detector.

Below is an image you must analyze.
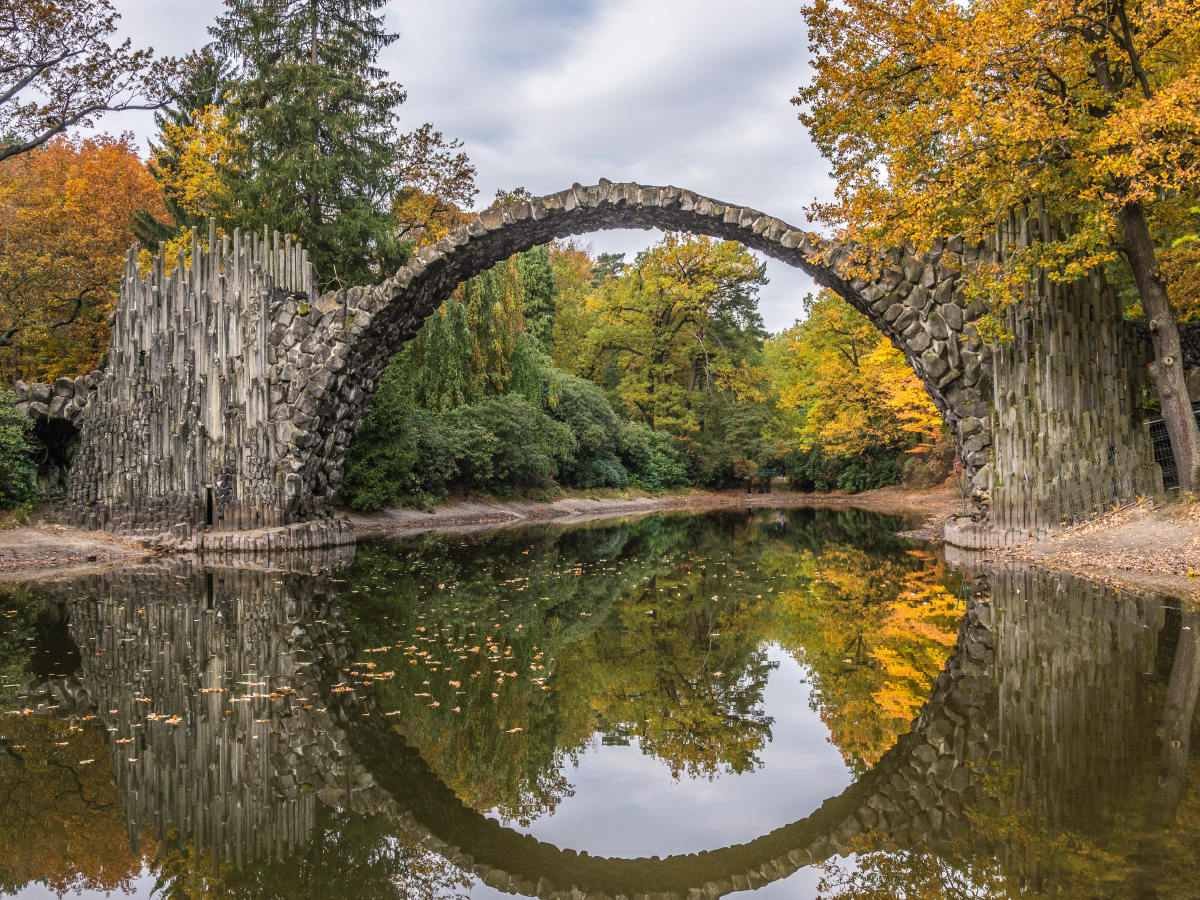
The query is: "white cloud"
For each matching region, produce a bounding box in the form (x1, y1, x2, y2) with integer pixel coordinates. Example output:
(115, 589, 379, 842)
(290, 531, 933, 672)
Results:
(100, 0, 832, 329)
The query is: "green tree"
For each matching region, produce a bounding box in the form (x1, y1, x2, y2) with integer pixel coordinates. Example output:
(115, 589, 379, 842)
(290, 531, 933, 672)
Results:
(519, 244, 556, 351)
(0, 391, 35, 508)
(586, 234, 767, 433)
(210, 0, 407, 288)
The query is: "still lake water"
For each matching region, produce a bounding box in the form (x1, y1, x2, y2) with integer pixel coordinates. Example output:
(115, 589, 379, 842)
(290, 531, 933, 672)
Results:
(1, 507, 1196, 899)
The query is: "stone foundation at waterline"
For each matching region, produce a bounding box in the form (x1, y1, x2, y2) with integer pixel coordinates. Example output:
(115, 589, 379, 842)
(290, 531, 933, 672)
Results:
(10, 182, 1171, 549)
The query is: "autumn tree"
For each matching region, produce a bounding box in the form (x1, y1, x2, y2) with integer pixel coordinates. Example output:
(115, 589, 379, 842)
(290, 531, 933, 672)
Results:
(796, 0, 1200, 489)
(586, 233, 767, 432)
(0, 133, 170, 382)
(0, 0, 177, 162)
(548, 241, 597, 371)
(132, 47, 231, 245)
(391, 123, 477, 250)
(772, 291, 944, 474)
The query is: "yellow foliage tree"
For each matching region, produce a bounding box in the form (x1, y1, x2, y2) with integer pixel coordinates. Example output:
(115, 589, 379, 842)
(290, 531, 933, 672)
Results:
(156, 105, 238, 226)
(391, 124, 478, 250)
(585, 233, 767, 432)
(0, 716, 156, 893)
(548, 240, 598, 374)
(774, 291, 943, 459)
(795, 0, 1200, 488)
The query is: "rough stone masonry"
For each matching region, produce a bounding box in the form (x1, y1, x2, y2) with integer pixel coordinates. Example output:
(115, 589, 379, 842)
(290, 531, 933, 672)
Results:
(13, 181, 1166, 549)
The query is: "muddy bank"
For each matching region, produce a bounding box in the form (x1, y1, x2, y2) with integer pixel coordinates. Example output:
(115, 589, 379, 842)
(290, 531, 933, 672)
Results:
(0, 521, 148, 582)
(0, 484, 959, 581)
(994, 497, 1200, 600)
(3, 483, 1187, 601)
(347, 483, 962, 540)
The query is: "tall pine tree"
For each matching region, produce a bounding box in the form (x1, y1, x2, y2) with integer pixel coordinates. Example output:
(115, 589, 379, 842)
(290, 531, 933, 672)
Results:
(211, 0, 407, 288)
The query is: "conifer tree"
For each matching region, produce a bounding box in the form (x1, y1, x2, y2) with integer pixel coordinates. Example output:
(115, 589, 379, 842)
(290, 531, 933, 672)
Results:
(210, 0, 407, 288)
(519, 245, 556, 352)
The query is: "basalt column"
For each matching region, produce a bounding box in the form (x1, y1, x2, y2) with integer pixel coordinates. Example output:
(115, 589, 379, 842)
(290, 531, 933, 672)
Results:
(60, 224, 352, 550)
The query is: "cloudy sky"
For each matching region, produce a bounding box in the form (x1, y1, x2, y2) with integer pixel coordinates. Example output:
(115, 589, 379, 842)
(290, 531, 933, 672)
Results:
(102, 0, 832, 331)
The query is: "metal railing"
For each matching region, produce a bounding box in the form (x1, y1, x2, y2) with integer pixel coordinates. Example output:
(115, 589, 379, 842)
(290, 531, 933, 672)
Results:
(1144, 402, 1200, 491)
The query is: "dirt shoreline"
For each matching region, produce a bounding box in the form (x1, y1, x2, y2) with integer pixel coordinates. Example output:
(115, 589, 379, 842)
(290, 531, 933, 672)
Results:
(1, 484, 1191, 599)
(348, 483, 962, 541)
(992, 497, 1200, 601)
(0, 485, 959, 582)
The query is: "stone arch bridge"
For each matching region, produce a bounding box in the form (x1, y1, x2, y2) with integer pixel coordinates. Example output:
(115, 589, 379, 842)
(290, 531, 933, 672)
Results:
(13, 181, 1164, 549)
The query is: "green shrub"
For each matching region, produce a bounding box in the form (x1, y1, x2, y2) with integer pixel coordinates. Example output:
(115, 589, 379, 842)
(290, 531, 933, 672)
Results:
(546, 374, 629, 488)
(0, 392, 36, 510)
(445, 395, 576, 494)
(340, 365, 457, 511)
(787, 445, 903, 493)
(622, 424, 689, 492)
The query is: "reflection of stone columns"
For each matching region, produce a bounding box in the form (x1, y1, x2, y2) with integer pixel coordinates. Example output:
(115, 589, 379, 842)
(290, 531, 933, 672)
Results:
(990, 566, 1167, 838)
(20, 552, 397, 874)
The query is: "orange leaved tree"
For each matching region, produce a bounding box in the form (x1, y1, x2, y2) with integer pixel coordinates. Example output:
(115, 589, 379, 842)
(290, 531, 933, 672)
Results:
(0, 132, 170, 382)
(795, 0, 1200, 489)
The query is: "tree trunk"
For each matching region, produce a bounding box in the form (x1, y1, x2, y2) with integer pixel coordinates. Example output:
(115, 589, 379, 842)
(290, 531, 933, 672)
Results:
(1123, 608, 1200, 899)
(1121, 202, 1200, 492)
(1147, 608, 1200, 829)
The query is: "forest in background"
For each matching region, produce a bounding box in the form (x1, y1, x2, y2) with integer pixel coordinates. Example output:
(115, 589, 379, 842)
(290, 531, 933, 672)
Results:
(0, 0, 958, 511)
(4, 0, 1200, 504)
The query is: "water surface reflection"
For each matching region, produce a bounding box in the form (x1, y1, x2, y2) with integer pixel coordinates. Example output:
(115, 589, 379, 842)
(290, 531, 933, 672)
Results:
(0, 507, 1194, 899)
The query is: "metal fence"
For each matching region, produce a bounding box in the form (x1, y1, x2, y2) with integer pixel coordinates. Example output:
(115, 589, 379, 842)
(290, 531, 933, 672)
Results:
(1144, 402, 1200, 491)
(1036, 446, 1157, 528)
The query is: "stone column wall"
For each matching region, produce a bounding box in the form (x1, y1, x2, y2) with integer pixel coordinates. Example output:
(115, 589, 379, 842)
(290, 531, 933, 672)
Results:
(16, 224, 352, 550)
(946, 210, 1160, 548)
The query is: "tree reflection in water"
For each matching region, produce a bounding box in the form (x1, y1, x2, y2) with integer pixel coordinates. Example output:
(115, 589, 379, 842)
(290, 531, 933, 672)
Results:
(338, 507, 959, 823)
(815, 565, 1200, 900)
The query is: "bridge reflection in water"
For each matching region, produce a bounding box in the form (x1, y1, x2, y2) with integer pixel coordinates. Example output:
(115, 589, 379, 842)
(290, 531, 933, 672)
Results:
(2, 537, 1196, 899)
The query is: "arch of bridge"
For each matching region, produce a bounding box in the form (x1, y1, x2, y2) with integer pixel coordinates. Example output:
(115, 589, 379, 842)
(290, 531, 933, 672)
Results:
(282, 181, 994, 521)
